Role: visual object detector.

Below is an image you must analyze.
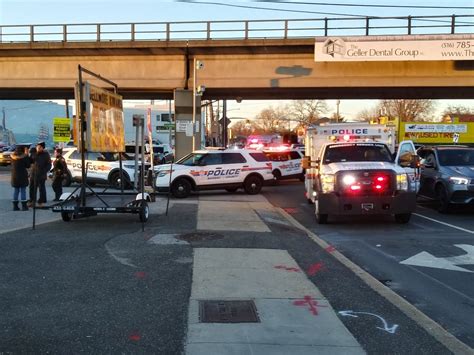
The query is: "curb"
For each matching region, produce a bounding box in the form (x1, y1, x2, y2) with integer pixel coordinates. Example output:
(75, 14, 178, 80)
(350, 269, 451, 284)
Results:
(277, 207, 474, 355)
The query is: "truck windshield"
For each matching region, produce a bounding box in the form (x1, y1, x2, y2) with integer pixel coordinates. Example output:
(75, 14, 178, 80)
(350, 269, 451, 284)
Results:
(323, 143, 393, 164)
(437, 149, 474, 166)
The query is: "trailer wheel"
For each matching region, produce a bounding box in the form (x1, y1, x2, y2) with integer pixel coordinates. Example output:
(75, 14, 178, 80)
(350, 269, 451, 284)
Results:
(139, 200, 149, 222)
(315, 199, 328, 224)
(61, 212, 73, 222)
(394, 213, 411, 224)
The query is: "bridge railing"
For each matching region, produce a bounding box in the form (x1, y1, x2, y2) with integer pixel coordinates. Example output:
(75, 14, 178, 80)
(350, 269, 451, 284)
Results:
(0, 15, 473, 43)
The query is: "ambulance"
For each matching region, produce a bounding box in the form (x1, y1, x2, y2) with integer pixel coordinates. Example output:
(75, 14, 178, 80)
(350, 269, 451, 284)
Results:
(303, 123, 419, 224)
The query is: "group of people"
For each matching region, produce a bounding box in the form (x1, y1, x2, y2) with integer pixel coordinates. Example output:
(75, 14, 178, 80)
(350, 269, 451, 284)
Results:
(10, 142, 68, 211)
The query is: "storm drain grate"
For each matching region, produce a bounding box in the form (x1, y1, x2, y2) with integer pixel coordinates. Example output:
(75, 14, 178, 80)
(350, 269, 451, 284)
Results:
(199, 300, 260, 323)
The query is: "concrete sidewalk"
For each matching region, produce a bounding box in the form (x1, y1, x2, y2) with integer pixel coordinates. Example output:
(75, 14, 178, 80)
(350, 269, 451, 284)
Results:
(185, 193, 365, 355)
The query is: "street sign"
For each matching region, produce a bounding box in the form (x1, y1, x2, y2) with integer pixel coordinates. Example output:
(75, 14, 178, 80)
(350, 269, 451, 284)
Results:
(53, 117, 71, 143)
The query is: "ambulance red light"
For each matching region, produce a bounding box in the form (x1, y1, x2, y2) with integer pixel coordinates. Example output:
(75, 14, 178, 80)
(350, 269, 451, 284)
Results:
(375, 184, 383, 190)
(350, 185, 361, 191)
(376, 176, 385, 182)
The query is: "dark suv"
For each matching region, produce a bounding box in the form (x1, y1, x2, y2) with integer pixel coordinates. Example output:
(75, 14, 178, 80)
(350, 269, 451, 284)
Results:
(417, 145, 474, 212)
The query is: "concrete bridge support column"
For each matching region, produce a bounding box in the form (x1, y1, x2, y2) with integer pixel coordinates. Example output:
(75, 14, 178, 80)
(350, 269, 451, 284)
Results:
(174, 89, 201, 160)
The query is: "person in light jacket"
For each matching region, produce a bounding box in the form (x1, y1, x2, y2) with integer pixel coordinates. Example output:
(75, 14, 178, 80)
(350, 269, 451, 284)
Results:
(10, 145, 31, 211)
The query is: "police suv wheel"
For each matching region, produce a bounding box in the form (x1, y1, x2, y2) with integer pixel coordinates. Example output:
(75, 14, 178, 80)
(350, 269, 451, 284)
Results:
(244, 175, 263, 195)
(171, 178, 192, 198)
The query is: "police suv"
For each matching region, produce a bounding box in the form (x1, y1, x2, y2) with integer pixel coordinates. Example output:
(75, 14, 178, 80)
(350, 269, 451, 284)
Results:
(63, 147, 149, 189)
(154, 148, 274, 198)
(263, 148, 305, 181)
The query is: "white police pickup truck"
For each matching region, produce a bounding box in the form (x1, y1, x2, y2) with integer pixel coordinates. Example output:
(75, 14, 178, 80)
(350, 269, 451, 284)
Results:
(63, 147, 149, 189)
(154, 148, 274, 198)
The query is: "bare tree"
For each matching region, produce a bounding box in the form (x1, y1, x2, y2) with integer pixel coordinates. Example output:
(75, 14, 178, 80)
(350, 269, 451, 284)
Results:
(443, 105, 473, 116)
(230, 119, 255, 137)
(288, 99, 328, 126)
(378, 99, 436, 122)
(356, 107, 380, 122)
(254, 106, 288, 133)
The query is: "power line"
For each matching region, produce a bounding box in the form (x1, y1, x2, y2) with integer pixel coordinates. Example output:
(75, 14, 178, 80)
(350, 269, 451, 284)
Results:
(254, 1, 474, 10)
(176, 0, 370, 17)
(176, 1, 474, 23)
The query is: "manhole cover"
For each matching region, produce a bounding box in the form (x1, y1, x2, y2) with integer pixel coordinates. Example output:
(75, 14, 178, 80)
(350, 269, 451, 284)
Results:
(199, 300, 260, 323)
(178, 232, 224, 242)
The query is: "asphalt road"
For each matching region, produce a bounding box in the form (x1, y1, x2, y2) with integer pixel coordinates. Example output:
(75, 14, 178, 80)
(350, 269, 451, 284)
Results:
(263, 180, 474, 349)
(0, 164, 469, 353)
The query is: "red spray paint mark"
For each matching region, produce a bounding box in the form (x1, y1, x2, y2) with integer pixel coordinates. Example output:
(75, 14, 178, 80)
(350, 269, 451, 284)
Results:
(128, 332, 141, 341)
(134, 271, 147, 279)
(325, 245, 336, 253)
(307, 262, 325, 276)
(283, 207, 298, 214)
(293, 295, 326, 315)
(274, 265, 301, 273)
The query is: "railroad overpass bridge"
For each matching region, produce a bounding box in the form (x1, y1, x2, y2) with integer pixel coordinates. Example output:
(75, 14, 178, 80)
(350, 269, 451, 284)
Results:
(0, 16, 473, 100)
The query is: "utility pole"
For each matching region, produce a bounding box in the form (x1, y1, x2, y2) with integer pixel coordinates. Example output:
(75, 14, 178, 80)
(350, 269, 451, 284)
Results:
(65, 99, 70, 118)
(2, 107, 6, 130)
(222, 100, 227, 148)
(336, 100, 340, 123)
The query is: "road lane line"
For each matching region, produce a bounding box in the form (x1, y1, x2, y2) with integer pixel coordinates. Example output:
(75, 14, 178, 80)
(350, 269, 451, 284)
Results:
(277, 207, 474, 355)
(413, 213, 474, 235)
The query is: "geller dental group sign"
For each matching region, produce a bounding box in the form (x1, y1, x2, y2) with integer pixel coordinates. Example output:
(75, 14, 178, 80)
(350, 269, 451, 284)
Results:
(314, 37, 474, 62)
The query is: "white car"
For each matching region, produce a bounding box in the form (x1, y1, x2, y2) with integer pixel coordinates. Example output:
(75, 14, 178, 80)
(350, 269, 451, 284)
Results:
(154, 148, 274, 198)
(63, 147, 149, 189)
(264, 149, 305, 181)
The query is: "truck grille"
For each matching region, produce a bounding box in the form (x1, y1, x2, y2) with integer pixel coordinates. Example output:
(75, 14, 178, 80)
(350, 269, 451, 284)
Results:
(336, 170, 395, 196)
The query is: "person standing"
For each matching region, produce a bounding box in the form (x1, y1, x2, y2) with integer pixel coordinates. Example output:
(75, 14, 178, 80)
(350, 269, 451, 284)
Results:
(11, 145, 31, 211)
(51, 148, 68, 201)
(27, 147, 37, 207)
(31, 142, 51, 208)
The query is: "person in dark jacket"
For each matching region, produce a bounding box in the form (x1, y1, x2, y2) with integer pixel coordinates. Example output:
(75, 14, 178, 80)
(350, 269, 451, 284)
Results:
(31, 141, 52, 207)
(51, 148, 68, 201)
(11, 145, 31, 211)
(27, 147, 37, 207)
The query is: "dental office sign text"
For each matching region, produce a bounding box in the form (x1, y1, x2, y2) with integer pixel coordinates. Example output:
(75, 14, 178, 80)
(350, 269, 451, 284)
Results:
(315, 38, 474, 62)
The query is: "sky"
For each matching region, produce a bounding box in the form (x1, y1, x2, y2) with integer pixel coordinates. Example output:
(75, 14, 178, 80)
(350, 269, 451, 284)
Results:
(1, 0, 473, 121)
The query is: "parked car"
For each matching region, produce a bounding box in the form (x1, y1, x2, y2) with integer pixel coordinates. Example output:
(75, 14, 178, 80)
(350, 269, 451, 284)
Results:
(0, 143, 32, 166)
(125, 143, 174, 165)
(417, 145, 474, 212)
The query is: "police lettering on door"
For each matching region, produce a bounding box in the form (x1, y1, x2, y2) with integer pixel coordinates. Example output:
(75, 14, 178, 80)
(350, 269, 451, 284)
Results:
(190, 168, 241, 180)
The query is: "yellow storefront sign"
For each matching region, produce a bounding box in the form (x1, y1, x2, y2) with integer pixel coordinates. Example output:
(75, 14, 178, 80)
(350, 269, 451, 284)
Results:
(53, 118, 71, 143)
(399, 122, 474, 144)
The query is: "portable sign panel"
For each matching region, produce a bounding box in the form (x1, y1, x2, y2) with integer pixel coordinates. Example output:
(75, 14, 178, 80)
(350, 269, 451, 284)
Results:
(85, 83, 125, 153)
(53, 118, 71, 143)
